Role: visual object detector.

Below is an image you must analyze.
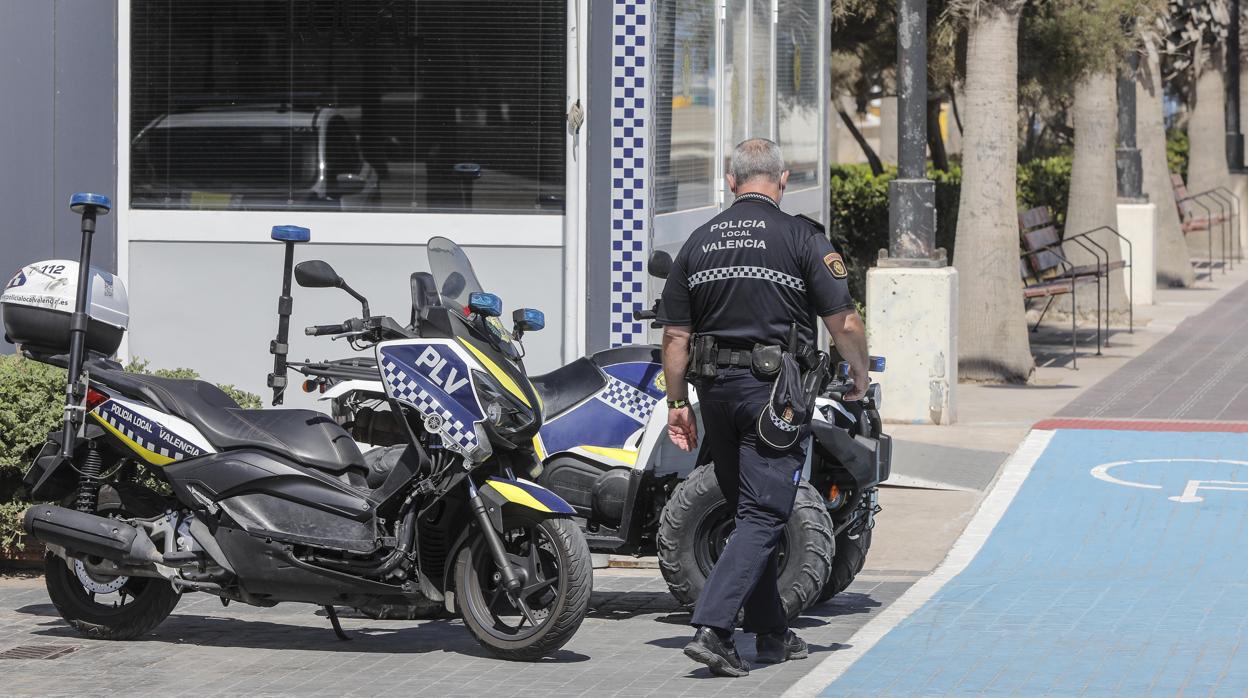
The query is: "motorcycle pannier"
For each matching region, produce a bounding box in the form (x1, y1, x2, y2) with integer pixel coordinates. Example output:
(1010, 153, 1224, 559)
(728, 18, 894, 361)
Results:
(1, 260, 129, 356)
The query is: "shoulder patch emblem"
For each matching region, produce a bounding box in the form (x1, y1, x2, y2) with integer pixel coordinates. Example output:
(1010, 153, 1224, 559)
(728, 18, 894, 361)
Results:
(824, 252, 848, 279)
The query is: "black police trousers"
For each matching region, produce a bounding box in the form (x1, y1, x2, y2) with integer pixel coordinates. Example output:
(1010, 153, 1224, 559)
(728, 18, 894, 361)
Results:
(689, 367, 806, 636)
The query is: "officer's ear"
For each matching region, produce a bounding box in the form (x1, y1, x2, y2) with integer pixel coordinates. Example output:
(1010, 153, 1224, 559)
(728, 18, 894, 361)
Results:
(726, 173, 738, 194)
(779, 170, 790, 192)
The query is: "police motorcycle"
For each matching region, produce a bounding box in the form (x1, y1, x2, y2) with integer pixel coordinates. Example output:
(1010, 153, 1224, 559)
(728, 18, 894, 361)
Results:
(4, 194, 591, 661)
(297, 250, 891, 619)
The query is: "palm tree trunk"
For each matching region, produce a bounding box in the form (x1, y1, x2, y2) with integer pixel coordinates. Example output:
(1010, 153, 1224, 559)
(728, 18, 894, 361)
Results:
(1187, 46, 1234, 263)
(1063, 71, 1129, 318)
(1139, 33, 1195, 287)
(952, 3, 1033, 383)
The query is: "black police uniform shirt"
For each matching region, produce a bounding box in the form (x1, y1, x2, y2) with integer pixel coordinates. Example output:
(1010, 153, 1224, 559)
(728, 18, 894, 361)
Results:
(659, 192, 855, 350)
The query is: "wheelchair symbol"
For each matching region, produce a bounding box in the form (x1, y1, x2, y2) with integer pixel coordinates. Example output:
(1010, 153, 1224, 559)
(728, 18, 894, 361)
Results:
(1090, 459, 1248, 503)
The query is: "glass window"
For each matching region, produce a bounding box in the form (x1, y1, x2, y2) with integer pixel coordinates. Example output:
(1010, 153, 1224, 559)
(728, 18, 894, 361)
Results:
(749, 0, 773, 138)
(723, 0, 749, 181)
(130, 0, 566, 214)
(654, 0, 718, 214)
(776, 0, 819, 188)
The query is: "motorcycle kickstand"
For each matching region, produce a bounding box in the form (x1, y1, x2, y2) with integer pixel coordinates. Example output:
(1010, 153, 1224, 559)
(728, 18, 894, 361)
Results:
(323, 605, 351, 641)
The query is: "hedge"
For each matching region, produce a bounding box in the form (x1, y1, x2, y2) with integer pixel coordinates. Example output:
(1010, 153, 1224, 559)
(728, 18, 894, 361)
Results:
(828, 164, 962, 302)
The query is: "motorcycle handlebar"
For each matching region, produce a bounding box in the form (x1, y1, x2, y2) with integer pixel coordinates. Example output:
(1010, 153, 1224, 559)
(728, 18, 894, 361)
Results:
(305, 322, 349, 336)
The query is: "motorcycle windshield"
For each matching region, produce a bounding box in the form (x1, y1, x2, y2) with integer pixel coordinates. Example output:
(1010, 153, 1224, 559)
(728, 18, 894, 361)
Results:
(427, 236, 486, 314)
(427, 236, 519, 358)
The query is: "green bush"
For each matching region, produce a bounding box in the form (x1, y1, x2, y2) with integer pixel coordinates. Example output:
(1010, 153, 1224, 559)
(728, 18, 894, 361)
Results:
(827, 164, 961, 303)
(1017, 155, 1073, 228)
(0, 501, 28, 554)
(1166, 128, 1189, 181)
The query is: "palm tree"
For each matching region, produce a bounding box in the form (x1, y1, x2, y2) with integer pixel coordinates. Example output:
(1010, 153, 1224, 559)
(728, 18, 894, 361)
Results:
(1063, 70, 1130, 318)
(1139, 30, 1196, 287)
(951, 0, 1034, 382)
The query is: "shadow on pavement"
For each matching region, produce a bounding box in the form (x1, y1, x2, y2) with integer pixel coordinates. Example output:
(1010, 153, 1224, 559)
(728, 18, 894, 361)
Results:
(17, 605, 589, 662)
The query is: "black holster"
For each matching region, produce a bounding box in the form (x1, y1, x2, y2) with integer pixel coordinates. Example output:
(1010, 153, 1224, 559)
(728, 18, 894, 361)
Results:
(687, 335, 719, 382)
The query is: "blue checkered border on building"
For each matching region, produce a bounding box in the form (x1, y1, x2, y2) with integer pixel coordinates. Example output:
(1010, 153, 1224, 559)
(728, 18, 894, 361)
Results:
(609, 0, 650, 347)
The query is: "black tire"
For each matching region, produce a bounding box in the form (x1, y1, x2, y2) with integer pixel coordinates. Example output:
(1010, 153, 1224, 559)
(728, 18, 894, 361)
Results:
(454, 514, 592, 661)
(44, 485, 181, 640)
(817, 527, 872, 603)
(657, 463, 834, 620)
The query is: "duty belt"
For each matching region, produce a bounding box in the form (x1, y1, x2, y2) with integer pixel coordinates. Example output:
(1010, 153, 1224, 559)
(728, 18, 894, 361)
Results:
(714, 347, 755, 367)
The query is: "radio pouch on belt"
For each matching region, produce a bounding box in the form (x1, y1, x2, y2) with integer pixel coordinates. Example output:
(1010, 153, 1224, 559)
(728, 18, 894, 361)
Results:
(750, 344, 783, 380)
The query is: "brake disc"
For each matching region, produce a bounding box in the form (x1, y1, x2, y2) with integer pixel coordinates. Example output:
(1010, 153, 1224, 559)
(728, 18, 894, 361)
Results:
(73, 559, 128, 594)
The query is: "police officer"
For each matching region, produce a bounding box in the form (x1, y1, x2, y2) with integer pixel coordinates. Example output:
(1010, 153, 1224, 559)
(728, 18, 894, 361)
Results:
(659, 138, 870, 677)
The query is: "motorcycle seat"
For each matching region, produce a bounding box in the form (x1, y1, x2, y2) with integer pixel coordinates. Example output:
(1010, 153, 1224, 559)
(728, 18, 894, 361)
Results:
(88, 366, 365, 474)
(530, 357, 607, 418)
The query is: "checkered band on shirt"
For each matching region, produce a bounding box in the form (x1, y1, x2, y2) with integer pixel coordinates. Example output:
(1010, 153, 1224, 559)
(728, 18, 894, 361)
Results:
(381, 361, 479, 454)
(597, 375, 658, 425)
(609, 0, 650, 347)
(687, 266, 807, 292)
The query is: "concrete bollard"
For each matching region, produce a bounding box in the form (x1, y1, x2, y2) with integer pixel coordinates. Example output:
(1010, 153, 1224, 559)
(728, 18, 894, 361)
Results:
(1115, 201, 1157, 306)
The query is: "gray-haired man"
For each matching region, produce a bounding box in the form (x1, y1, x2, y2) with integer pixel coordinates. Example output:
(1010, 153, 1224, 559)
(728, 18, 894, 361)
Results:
(659, 138, 870, 677)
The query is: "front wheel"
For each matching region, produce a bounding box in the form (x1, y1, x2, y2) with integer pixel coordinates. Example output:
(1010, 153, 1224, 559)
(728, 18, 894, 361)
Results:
(657, 464, 834, 620)
(454, 514, 592, 661)
(44, 484, 181, 640)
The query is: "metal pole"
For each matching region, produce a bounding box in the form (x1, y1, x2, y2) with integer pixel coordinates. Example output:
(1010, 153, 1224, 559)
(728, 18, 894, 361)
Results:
(1116, 49, 1144, 199)
(884, 0, 941, 266)
(1228, 0, 1244, 170)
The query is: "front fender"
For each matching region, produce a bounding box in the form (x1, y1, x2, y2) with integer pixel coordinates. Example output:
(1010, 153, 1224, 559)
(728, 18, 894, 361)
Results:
(479, 477, 576, 521)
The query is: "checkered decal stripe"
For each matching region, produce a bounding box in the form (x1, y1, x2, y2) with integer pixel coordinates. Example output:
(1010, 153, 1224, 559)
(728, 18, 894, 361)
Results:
(609, 0, 650, 347)
(94, 403, 202, 462)
(687, 266, 807, 291)
(597, 375, 658, 425)
(381, 360, 479, 454)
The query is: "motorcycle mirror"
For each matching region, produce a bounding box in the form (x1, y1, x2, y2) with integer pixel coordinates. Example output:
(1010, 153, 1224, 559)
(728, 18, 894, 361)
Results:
(648, 251, 673, 280)
(294, 260, 342, 289)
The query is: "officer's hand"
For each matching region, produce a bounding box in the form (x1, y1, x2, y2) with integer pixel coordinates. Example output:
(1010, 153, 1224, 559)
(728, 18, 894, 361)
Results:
(845, 366, 870, 402)
(667, 406, 698, 452)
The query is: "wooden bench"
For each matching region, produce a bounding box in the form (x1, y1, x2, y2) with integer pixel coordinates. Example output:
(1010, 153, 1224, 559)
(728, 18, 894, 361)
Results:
(1018, 227, 1102, 369)
(1018, 206, 1132, 342)
(1170, 173, 1238, 275)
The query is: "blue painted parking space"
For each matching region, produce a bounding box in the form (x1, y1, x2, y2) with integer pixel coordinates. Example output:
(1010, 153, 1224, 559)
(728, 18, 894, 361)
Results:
(821, 428, 1248, 696)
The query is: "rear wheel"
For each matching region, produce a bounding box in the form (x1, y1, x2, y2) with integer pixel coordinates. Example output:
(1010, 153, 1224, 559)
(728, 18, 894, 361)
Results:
(44, 485, 181, 640)
(657, 464, 834, 620)
(454, 514, 591, 661)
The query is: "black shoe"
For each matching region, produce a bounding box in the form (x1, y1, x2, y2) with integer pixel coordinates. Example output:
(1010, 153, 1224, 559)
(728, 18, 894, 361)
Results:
(755, 629, 809, 664)
(683, 627, 751, 677)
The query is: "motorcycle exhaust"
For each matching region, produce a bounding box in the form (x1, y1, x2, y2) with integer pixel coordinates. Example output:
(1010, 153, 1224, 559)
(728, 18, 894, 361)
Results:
(23, 505, 163, 566)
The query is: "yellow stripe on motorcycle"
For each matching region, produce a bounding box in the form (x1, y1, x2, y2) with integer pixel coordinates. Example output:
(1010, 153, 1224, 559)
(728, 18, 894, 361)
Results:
(532, 434, 548, 461)
(485, 479, 552, 513)
(457, 338, 536, 410)
(579, 445, 639, 466)
(89, 412, 175, 466)
(483, 477, 575, 514)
